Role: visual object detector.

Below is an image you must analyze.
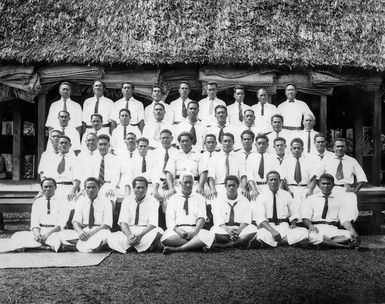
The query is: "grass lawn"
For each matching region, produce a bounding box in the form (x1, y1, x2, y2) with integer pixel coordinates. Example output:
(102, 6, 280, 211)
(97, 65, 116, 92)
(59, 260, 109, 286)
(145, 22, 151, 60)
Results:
(1, 214, 385, 304)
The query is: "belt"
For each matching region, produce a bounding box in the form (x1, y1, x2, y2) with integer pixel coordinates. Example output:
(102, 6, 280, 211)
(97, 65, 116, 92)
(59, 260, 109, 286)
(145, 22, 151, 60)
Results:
(256, 182, 267, 185)
(288, 184, 307, 187)
(268, 218, 289, 224)
(313, 221, 339, 227)
(86, 123, 110, 128)
(225, 222, 240, 226)
(84, 224, 101, 227)
(129, 224, 147, 227)
(39, 224, 55, 227)
(176, 224, 196, 227)
(57, 181, 73, 185)
(103, 181, 111, 183)
(282, 126, 301, 130)
(175, 175, 199, 181)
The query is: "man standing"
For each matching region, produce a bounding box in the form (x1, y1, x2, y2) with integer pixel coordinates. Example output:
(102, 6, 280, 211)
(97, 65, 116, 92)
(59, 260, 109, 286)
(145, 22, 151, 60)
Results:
(170, 81, 194, 124)
(252, 88, 278, 134)
(38, 130, 63, 176)
(107, 177, 164, 253)
(227, 86, 251, 127)
(162, 172, 214, 254)
(298, 114, 318, 155)
(56, 110, 81, 154)
(198, 82, 226, 127)
(144, 85, 173, 123)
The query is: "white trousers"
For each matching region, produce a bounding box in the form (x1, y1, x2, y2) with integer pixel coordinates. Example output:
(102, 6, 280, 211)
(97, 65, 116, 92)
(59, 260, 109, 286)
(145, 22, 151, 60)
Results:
(210, 224, 258, 237)
(8, 228, 61, 252)
(308, 224, 352, 245)
(288, 185, 308, 221)
(61, 228, 111, 252)
(161, 225, 215, 248)
(257, 222, 308, 247)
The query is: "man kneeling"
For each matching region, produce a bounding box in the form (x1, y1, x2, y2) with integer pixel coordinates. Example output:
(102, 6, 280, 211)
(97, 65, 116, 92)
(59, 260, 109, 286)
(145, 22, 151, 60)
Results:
(211, 175, 257, 248)
(303, 173, 360, 248)
(108, 176, 164, 253)
(162, 171, 214, 254)
(61, 177, 112, 252)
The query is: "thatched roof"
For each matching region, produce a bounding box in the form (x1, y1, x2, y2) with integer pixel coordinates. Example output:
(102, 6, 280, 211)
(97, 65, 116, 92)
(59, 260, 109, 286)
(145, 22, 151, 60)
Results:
(0, 0, 384, 70)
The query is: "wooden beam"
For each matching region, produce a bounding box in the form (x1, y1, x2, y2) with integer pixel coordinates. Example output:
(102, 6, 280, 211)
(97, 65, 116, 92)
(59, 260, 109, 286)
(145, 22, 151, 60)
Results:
(353, 93, 363, 166)
(372, 90, 381, 186)
(37, 94, 47, 176)
(320, 95, 327, 135)
(12, 101, 22, 180)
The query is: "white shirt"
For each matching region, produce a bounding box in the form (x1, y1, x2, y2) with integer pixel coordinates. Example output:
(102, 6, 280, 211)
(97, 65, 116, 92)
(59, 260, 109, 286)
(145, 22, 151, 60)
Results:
(297, 129, 318, 155)
(212, 194, 252, 226)
(165, 192, 207, 228)
(307, 150, 334, 168)
(252, 102, 279, 134)
(76, 150, 99, 176)
(152, 146, 179, 182)
(112, 97, 145, 125)
(227, 102, 251, 127)
(208, 150, 246, 185)
(120, 151, 155, 186)
(30, 195, 68, 229)
(46, 98, 82, 129)
(39, 152, 80, 183)
(174, 119, 207, 152)
(169, 97, 194, 124)
(253, 189, 298, 225)
(198, 97, 226, 126)
(277, 99, 313, 128)
(56, 126, 81, 152)
(144, 101, 174, 123)
(236, 149, 257, 174)
(81, 128, 110, 151)
(206, 123, 243, 151)
(165, 150, 208, 178)
(142, 120, 175, 149)
(72, 195, 113, 227)
(281, 155, 314, 185)
(82, 96, 114, 125)
(111, 124, 141, 155)
(266, 129, 293, 154)
(118, 195, 159, 227)
(246, 152, 281, 183)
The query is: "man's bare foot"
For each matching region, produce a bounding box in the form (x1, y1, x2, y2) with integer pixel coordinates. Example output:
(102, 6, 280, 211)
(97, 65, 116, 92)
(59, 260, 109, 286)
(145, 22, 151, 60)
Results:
(163, 246, 178, 255)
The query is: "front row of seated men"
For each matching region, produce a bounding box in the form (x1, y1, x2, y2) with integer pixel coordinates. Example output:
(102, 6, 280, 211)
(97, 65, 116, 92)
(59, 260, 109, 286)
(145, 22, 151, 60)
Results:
(6, 169, 359, 254)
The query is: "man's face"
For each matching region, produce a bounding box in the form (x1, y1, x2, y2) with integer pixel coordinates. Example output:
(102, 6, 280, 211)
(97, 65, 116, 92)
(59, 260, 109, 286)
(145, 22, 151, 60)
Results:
(91, 116, 102, 130)
(85, 181, 99, 200)
(187, 103, 199, 120)
(241, 134, 253, 151)
(179, 135, 192, 153)
(256, 138, 268, 153)
(204, 136, 217, 152)
(179, 83, 190, 98)
(234, 89, 245, 103)
(50, 131, 61, 147)
(119, 111, 131, 126)
(207, 84, 217, 99)
(215, 108, 227, 124)
(160, 132, 173, 149)
(152, 87, 162, 102)
(225, 179, 239, 198)
(58, 138, 71, 154)
(244, 110, 255, 126)
(134, 181, 147, 201)
(314, 136, 326, 153)
(97, 138, 110, 155)
(137, 140, 149, 157)
(180, 176, 193, 195)
(267, 174, 280, 193)
(290, 142, 303, 158)
(125, 134, 137, 150)
(334, 140, 346, 158)
(271, 117, 283, 132)
(122, 83, 134, 98)
(153, 105, 165, 121)
(274, 140, 286, 156)
(257, 89, 268, 105)
(42, 180, 56, 198)
(85, 135, 97, 152)
(59, 84, 71, 100)
(285, 85, 297, 100)
(303, 115, 315, 130)
(222, 135, 234, 153)
(58, 112, 70, 127)
(319, 178, 334, 196)
(93, 81, 104, 96)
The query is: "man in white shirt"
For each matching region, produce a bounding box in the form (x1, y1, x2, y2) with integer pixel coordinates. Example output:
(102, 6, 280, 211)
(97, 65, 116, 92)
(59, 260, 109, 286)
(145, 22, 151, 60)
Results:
(45, 82, 82, 133)
(38, 130, 62, 174)
(298, 114, 318, 155)
(273, 137, 289, 165)
(55, 110, 81, 154)
(81, 113, 110, 150)
(82, 80, 114, 135)
(61, 177, 112, 252)
(237, 129, 256, 165)
(227, 85, 251, 127)
(252, 171, 308, 247)
(303, 173, 360, 248)
(144, 85, 173, 123)
(198, 82, 226, 127)
(77, 132, 99, 185)
(162, 172, 215, 254)
(240, 109, 259, 135)
(308, 133, 334, 166)
(170, 81, 194, 124)
(107, 176, 164, 253)
(210, 175, 257, 248)
(277, 83, 313, 133)
(6, 178, 67, 252)
(252, 88, 278, 134)
(112, 82, 145, 132)
(266, 114, 292, 153)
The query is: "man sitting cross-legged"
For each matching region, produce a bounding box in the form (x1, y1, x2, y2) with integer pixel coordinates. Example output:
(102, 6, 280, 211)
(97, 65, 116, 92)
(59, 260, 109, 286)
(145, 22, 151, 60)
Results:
(210, 175, 258, 248)
(162, 171, 214, 254)
(107, 176, 164, 253)
(7, 178, 68, 252)
(61, 177, 112, 252)
(303, 173, 360, 248)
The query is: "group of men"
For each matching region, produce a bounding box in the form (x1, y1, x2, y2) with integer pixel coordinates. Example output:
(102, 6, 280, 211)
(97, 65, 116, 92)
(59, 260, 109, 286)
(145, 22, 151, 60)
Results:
(5, 80, 367, 254)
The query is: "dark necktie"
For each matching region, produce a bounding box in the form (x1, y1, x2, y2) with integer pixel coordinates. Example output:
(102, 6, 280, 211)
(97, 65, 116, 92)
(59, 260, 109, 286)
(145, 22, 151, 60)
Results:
(272, 192, 278, 224)
(47, 198, 51, 214)
(89, 199, 95, 228)
(61, 127, 65, 135)
(307, 131, 311, 153)
(134, 199, 143, 225)
(276, 131, 279, 138)
(190, 124, 197, 145)
(125, 99, 129, 109)
(294, 157, 302, 184)
(278, 157, 283, 165)
(225, 153, 230, 177)
(321, 195, 329, 219)
(209, 152, 213, 158)
(129, 152, 133, 158)
(218, 126, 225, 143)
(238, 103, 243, 122)
(57, 155, 65, 174)
(182, 101, 187, 118)
(258, 153, 264, 179)
(336, 158, 344, 180)
(162, 149, 169, 172)
(98, 156, 105, 185)
(94, 97, 100, 114)
(183, 195, 189, 215)
(319, 154, 324, 160)
(228, 202, 238, 226)
(63, 99, 68, 112)
(261, 103, 264, 116)
(123, 126, 127, 140)
(141, 156, 146, 173)
(245, 152, 251, 160)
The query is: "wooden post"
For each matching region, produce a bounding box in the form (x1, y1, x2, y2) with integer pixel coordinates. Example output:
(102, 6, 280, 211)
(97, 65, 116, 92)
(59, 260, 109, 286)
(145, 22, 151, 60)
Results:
(372, 90, 381, 186)
(320, 95, 327, 135)
(12, 101, 22, 180)
(37, 94, 47, 173)
(353, 93, 363, 166)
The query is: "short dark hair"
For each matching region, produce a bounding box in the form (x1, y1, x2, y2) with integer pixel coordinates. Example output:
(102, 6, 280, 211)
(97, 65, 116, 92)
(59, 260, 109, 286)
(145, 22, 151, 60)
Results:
(207, 82, 218, 88)
(59, 82, 72, 90)
(160, 129, 173, 136)
(225, 175, 240, 186)
(233, 85, 245, 93)
(290, 137, 304, 147)
(58, 135, 71, 144)
(125, 132, 137, 140)
(133, 176, 149, 188)
(319, 173, 334, 183)
(137, 137, 149, 145)
(153, 102, 165, 111)
(93, 80, 106, 89)
(271, 114, 284, 123)
(40, 177, 57, 188)
(255, 134, 269, 143)
(121, 82, 135, 90)
(187, 100, 199, 108)
(84, 177, 100, 188)
(214, 105, 227, 113)
(222, 132, 234, 142)
(241, 129, 255, 140)
(266, 170, 281, 180)
(179, 81, 190, 89)
(97, 134, 111, 143)
(285, 83, 297, 90)
(152, 85, 163, 93)
(119, 108, 131, 116)
(91, 113, 103, 122)
(244, 109, 255, 115)
(50, 129, 63, 136)
(334, 138, 347, 145)
(178, 131, 193, 142)
(58, 110, 70, 117)
(274, 137, 286, 145)
(205, 133, 217, 142)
